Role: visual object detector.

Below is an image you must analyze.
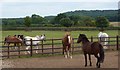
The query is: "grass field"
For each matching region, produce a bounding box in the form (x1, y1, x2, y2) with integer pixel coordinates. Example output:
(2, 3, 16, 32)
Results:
(2, 30, 118, 40)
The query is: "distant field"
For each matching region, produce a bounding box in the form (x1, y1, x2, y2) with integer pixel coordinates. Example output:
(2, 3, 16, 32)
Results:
(110, 22, 119, 27)
(2, 30, 118, 40)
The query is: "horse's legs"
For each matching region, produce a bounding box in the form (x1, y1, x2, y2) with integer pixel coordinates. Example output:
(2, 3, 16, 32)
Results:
(94, 54, 100, 68)
(84, 53, 87, 67)
(67, 49, 70, 57)
(64, 46, 68, 58)
(15, 43, 19, 50)
(68, 45, 72, 59)
(14, 43, 17, 49)
(88, 54, 92, 66)
(63, 45, 65, 55)
(35, 46, 39, 54)
(26, 46, 30, 54)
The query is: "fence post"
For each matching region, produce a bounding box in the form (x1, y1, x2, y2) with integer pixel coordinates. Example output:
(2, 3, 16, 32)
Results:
(116, 35, 119, 50)
(72, 38, 74, 54)
(91, 36, 93, 42)
(52, 39, 54, 55)
(41, 40, 43, 55)
(18, 45, 20, 58)
(62, 42, 64, 55)
(62, 43, 64, 55)
(30, 39, 33, 57)
(7, 44, 10, 58)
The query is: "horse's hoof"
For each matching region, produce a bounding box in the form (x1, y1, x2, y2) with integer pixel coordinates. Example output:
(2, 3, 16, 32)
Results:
(85, 65, 87, 67)
(36, 52, 38, 54)
(28, 52, 30, 54)
(97, 64, 100, 68)
(97, 66, 100, 68)
(25, 52, 27, 54)
(90, 64, 92, 66)
(70, 56, 72, 59)
(65, 55, 67, 58)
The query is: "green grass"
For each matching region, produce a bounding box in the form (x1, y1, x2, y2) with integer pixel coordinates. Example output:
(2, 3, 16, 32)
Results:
(2, 30, 118, 40)
(1, 30, 118, 59)
(1, 30, 118, 46)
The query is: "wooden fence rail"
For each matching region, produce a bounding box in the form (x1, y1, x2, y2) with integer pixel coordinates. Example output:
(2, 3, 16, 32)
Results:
(1, 36, 120, 59)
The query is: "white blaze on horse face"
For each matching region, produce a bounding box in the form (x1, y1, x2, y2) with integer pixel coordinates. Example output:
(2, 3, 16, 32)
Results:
(68, 36, 71, 43)
(41, 35, 45, 40)
(98, 32, 103, 37)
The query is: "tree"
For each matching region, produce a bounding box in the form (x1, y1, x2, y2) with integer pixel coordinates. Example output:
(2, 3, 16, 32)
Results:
(69, 15, 81, 26)
(95, 16, 109, 30)
(60, 17, 74, 27)
(31, 14, 47, 25)
(83, 16, 95, 26)
(24, 16, 31, 30)
(53, 13, 67, 24)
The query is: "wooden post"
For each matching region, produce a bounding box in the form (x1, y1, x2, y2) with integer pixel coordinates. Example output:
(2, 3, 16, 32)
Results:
(30, 39, 33, 57)
(72, 38, 74, 54)
(18, 45, 20, 58)
(41, 40, 43, 55)
(116, 35, 119, 50)
(91, 36, 93, 42)
(52, 39, 54, 55)
(62, 43, 64, 55)
(7, 44, 10, 58)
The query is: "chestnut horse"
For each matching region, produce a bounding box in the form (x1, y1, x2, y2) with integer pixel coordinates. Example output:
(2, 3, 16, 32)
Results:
(77, 34, 104, 68)
(4, 35, 24, 49)
(62, 32, 73, 59)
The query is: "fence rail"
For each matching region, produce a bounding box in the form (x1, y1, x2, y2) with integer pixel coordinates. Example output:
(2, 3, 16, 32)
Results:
(1, 36, 120, 59)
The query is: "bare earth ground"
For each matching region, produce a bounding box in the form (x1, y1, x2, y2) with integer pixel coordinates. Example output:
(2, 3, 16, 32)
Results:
(1, 51, 119, 68)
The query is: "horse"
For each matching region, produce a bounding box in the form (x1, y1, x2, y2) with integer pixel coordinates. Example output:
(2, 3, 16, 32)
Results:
(24, 34, 46, 54)
(4, 35, 24, 49)
(98, 32, 109, 49)
(62, 32, 73, 59)
(77, 34, 105, 68)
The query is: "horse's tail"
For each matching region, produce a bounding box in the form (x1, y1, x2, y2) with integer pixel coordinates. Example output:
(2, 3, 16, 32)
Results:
(99, 43, 105, 63)
(23, 38, 26, 46)
(4, 38, 7, 45)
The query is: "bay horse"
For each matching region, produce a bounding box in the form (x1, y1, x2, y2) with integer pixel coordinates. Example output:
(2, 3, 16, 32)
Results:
(4, 35, 24, 49)
(77, 34, 105, 68)
(62, 32, 73, 59)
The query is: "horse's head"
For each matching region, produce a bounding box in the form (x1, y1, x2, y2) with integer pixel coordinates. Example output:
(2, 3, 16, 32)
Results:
(77, 34, 87, 43)
(41, 34, 46, 41)
(36, 34, 46, 41)
(18, 35, 24, 40)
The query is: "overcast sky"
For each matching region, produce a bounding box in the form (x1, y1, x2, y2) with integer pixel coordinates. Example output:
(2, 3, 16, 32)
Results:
(0, 0, 120, 18)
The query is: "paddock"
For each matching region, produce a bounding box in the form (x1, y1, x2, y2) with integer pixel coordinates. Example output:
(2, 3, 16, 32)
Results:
(2, 51, 118, 68)
(1, 36, 119, 59)
(1, 35, 119, 69)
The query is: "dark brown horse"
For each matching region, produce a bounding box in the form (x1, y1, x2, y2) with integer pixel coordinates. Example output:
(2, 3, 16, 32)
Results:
(62, 32, 73, 59)
(77, 34, 104, 68)
(4, 35, 24, 49)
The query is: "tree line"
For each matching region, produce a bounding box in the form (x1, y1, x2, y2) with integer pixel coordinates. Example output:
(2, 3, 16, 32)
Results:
(2, 10, 118, 28)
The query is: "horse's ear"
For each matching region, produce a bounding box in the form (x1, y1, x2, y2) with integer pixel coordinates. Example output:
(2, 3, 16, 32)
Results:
(80, 34, 84, 36)
(83, 34, 86, 37)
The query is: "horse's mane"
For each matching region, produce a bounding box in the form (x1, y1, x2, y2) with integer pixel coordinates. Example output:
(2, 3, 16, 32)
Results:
(65, 32, 70, 36)
(83, 36, 90, 42)
(80, 34, 90, 42)
(63, 32, 72, 44)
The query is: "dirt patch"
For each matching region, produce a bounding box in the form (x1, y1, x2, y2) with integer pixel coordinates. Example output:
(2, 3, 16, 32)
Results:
(2, 51, 118, 68)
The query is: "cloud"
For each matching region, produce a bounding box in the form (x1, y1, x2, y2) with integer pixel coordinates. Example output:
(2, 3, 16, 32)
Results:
(1, 0, 120, 2)
(1, 2, 118, 18)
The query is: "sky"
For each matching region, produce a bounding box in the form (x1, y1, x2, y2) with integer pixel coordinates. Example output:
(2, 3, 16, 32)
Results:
(0, 0, 120, 18)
